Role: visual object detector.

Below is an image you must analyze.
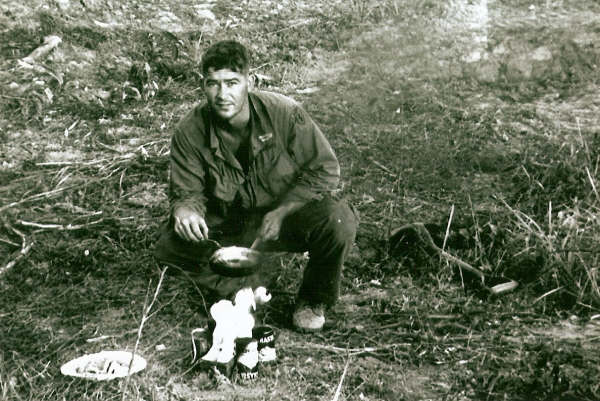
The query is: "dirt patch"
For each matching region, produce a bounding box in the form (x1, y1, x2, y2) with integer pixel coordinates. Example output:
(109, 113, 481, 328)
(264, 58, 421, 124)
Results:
(531, 317, 600, 343)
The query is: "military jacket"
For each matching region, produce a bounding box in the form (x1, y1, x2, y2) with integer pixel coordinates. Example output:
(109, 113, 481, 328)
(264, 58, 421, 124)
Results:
(168, 90, 340, 218)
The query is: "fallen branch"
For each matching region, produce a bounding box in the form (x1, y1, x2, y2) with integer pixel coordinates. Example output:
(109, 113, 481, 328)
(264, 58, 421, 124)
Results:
(121, 267, 168, 401)
(21, 35, 62, 64)
(532, 286, 563, 304)
(301, 342, 410, 356)
(390, 223, 485, 281)
(35, 159, 109, 167)
(85, 329, 138, 343)
(1, 224, 33, 276)
(377, 314, 463, 330)
(0, 184, 79, 213)
(19, 218, 104, 231)
(331, 353, 351, 401)
(368, 157, 396, 176)
(586, 166, 600, 203)
(1, 242, 34, 276)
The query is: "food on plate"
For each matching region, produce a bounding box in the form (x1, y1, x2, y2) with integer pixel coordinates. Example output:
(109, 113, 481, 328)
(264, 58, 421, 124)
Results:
(61, 350, 146, 381)
(75, 358, 129, 376)
(210, 246, 260, 268)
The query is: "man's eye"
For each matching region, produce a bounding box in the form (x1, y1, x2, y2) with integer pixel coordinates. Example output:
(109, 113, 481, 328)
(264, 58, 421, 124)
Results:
(227, 81, 238, 87)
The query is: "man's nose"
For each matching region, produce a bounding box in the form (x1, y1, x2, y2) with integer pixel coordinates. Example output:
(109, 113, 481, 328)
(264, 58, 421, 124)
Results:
(216, 82, 227, 97)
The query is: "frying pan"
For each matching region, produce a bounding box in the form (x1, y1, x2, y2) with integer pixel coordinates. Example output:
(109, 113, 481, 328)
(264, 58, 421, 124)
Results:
(208, 238, 265, 277)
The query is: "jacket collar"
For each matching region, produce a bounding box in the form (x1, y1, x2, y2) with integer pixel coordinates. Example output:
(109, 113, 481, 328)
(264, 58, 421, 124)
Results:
(248, 92, 275, 156)
(205, 92, 277, 169)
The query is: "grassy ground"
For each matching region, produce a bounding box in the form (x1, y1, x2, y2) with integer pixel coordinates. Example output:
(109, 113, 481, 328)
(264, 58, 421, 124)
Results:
(2, 0, 600, 400)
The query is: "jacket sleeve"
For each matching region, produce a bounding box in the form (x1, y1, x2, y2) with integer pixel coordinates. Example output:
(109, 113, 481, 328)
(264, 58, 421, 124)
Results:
(168, 126, 208, 218)
(280, 104, 340, 204)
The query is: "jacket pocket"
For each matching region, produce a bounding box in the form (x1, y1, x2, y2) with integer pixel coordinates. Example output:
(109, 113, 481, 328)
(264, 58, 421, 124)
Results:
(208, 164, 242, 203)
(263, 148, 298, 197)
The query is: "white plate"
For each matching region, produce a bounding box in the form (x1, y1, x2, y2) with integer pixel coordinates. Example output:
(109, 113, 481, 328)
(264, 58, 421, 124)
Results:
(60, 350, 146, 381)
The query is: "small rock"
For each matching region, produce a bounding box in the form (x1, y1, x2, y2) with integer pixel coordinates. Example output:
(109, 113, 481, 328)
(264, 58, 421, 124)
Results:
(464, 50, 482, 63)
(154, 11, 183, 33)
(55, 0, 70, 10)
(531, 46, 552, 62)
(195, 8, 216, 21)
(296, 87, 320, 94)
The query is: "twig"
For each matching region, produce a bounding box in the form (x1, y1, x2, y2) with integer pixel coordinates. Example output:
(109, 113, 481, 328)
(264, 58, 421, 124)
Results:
(331, 353, 351, 401)
(20, 35, 62, 64)
(266, 18, 315, 35)
(18, 219, 103, 231)
(442, 204, 455, 252)
(1, 242, 34, 276)
(1, 224, 33, 276)
(0, 237, 20, 247)
(0, 184, 79, 213)
(440, 248, 484, 281)
(585, 166, 600, 203)
(35, 159, 109, 166)
(395, 223, 486, 281)
(378, 314, 463, 330)
(368, 157, 395, 176)
(96, 140, 125, 154)
(301, 342, 409, 356)
(121, 267, 168, 401)
(86, 329, 138, 343)
(499, 198, 543, 235)
(532, 286, 563, 305)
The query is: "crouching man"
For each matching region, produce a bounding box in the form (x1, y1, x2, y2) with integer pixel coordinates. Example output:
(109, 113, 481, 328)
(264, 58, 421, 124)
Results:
(154, 40, 357, 331)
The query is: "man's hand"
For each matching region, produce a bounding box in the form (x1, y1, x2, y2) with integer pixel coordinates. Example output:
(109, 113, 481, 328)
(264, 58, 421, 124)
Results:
(258, 208, 286, 241)
(173, 206, 208, 242)
(258, 201, 306, 241)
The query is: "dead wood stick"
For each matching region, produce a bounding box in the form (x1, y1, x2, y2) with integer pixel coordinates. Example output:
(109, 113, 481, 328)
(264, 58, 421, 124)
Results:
(392, 223, 485, 281)
(1, 224, 33, 275)
(122, 267, 168, 400)
(21, 35, 62, 64)
(18, 218, 103, 231)
(1, 242, 34, 275)
(301, 342, 410, 356)
(331, 354, 351, 401)
(0, 185, 78, 213)
(369, 157, 395, 176)
(86, 329, 139, 343)
(378, 314, 463, 330)
(438, 248, 485, 281)
(35, 159, 109, 167)
(0, 237, 20, 247)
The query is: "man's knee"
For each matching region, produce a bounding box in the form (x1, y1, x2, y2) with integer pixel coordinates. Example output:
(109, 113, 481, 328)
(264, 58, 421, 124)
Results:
(315, 197, 358, 246)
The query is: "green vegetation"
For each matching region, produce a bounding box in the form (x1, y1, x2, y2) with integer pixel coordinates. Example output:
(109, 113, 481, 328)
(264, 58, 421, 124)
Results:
(1, 0, 600, 400)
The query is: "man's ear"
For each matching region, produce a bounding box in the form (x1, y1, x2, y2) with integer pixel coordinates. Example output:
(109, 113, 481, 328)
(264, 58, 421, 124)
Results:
(247, 73, 255, 91)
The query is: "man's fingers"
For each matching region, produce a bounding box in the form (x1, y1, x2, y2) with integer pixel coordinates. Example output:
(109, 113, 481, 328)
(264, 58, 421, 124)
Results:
(260, 221, 279, 241)
(199, 219, 209, 239)
(174, 219, 191, 241)
(183, 222, 202, 242)
(259, 223, 270, 240)
(174, 221, 185, 240)
(189, 222, 206, 241)
(175, 217, 201, 242)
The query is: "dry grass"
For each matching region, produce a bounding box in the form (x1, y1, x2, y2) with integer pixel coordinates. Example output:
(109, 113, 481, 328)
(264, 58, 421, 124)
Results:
(2, 0, 600, 400)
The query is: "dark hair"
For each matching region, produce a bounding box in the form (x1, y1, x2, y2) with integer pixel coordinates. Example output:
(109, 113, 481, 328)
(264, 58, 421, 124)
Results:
(200, 40, 251, 76)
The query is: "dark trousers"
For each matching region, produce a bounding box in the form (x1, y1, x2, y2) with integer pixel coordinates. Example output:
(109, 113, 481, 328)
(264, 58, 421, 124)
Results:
(153, 197, 358, 306)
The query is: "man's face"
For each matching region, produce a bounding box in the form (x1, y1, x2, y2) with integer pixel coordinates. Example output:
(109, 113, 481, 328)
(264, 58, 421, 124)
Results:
(203, 68, 249, 123)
